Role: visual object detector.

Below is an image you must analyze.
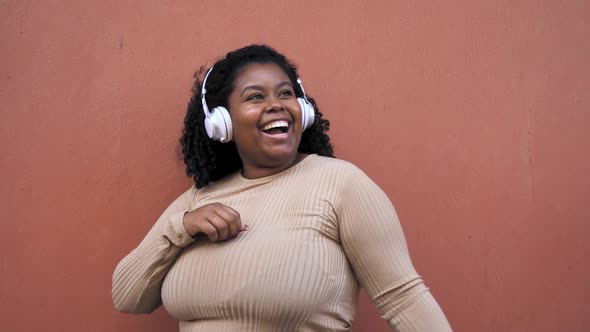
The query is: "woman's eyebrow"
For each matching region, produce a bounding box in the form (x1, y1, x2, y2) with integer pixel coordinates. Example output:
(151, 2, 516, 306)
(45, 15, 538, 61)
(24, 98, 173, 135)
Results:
(240, 81, 293, 96)
(276, 81, 292, 89)
(240, 85, 264, 97)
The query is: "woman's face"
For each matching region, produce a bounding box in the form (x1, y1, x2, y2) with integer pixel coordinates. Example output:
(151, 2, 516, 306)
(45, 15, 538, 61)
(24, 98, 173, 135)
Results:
(227, 62, 303, 176)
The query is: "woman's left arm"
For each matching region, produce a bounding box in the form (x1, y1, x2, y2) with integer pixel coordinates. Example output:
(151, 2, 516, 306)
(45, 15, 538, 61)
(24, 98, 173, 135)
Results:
(336, 166, 453, 332)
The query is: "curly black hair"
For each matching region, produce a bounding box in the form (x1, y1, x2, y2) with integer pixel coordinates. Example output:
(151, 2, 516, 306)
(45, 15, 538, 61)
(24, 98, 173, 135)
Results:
(180, 44, 334, 188)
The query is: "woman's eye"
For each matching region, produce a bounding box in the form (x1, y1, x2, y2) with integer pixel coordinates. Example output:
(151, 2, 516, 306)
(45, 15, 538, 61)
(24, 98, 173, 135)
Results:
(247, 94, 263, 101)
(280, 90, 293, 97)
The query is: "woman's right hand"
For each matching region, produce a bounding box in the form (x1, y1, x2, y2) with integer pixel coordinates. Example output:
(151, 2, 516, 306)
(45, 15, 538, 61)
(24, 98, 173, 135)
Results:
(182, 203, 247, 241)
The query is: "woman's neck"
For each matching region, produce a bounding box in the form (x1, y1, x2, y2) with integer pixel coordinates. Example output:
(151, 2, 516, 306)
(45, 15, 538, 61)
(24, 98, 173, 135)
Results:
(241, 153, 309, 179)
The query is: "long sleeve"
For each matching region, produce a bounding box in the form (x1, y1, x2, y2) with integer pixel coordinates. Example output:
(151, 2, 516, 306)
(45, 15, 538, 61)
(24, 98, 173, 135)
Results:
(112, 187, 196, 314)
(336, 167, 452, 332)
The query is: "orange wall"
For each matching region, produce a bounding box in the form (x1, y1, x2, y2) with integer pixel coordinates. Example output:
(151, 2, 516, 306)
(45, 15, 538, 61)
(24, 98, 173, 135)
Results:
(1, 1, 589, 331)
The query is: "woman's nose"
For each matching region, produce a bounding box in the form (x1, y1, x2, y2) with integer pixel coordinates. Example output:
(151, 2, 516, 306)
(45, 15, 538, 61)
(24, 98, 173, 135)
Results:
(264, 98, 285, 112)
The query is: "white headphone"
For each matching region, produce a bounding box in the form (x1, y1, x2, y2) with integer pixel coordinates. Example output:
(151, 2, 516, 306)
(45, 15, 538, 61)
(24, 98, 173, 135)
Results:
(201, 66, 315, 142)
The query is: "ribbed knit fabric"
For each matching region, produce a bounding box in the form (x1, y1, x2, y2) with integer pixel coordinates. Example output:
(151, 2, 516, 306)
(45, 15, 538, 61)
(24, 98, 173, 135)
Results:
(112, 155, 452, 331)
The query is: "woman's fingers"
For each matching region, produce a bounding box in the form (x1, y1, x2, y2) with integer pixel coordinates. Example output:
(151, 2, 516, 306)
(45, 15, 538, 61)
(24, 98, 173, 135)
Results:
(208, 213, 231, 241)
(214, 207, 241, 239)
(224, 205, 248, 232)
(183, 203, 247, 242)
(197, 220, 219, 242)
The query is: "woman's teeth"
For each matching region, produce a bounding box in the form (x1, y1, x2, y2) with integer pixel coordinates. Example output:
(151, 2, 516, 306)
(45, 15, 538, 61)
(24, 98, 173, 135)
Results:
(262, 120, 289, 132)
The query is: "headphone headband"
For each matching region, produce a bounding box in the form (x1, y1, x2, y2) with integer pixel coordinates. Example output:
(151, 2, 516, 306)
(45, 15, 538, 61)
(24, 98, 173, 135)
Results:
(296, 78, 309, 102)
(201, 67, 214, 117)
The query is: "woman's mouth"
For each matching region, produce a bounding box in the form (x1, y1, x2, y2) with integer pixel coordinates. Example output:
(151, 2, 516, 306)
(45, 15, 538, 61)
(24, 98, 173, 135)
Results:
(261, 120, 289, 136)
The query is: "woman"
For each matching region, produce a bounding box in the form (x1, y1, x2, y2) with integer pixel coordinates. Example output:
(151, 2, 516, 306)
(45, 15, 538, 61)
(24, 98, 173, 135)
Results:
(112, 45, 452, 331)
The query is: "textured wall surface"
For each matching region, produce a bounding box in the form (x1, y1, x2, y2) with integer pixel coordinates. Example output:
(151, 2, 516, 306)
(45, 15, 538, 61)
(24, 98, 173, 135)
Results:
(1, 1, 589, 331)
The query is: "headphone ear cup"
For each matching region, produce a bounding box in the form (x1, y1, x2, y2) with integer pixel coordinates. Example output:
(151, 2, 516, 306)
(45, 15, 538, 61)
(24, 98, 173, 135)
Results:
(218, 106, 232, 142)
(298, 98, 315, 131)
(205, 106, 233, 142)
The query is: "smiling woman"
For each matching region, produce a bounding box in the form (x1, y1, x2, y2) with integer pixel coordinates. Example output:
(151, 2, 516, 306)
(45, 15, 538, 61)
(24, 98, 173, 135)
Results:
(112, 45, 453, 331)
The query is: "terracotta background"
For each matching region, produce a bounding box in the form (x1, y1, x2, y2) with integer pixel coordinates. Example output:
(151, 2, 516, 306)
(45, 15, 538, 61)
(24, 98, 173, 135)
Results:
(1, 1, 589, 331)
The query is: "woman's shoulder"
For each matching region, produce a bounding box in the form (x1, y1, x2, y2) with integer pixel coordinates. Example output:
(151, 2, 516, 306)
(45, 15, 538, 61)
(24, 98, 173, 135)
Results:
(307, 154, 364, 174)
(305, 155, 387, 204)
(303, 155, 370, 184)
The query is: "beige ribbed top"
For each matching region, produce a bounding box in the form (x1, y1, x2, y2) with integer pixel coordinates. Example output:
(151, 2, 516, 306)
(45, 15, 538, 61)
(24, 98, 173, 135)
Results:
(112, 155, 452, 331)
